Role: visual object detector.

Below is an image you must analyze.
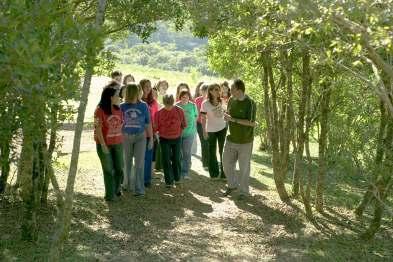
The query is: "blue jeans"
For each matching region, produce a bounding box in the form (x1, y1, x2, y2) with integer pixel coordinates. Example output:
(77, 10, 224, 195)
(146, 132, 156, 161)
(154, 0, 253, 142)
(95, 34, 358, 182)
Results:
(181, 135, 195, 178)
(123, 132, 146, 194)
(144, 137, 154, 186)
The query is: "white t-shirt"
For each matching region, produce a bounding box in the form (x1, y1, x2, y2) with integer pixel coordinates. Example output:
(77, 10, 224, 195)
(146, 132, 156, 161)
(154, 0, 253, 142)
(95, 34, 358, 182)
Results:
(201, 100, 227, 132)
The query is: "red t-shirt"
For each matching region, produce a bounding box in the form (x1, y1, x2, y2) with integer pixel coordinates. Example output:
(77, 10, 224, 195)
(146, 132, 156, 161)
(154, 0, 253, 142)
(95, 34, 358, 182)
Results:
(94, 107, 124, 145)
(154, 106, 187, 139)
(194, 96, 205, 123)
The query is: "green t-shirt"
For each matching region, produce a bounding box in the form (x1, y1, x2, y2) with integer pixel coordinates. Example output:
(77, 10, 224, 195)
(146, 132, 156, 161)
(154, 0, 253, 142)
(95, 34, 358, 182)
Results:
(176, 101, 198, 137)
(227, 95, 256, 144)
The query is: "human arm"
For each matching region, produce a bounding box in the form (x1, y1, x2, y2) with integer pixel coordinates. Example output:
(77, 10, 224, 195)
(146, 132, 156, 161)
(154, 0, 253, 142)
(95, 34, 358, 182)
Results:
(94, 109, 109, 154)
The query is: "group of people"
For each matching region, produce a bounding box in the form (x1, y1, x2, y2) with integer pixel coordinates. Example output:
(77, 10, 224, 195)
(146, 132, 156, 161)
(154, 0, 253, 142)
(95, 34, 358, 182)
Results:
(94, 70, 256, 201)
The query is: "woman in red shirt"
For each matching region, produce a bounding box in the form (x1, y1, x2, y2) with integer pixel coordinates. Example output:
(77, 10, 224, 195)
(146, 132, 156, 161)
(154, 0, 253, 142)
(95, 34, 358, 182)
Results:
(141, 79, 159, 187)
(154, 94, 186, 188)
(94, 85, 124, 201)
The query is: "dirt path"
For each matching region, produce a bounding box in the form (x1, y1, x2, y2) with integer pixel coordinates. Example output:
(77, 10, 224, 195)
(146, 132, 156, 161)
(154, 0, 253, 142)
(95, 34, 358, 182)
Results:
(2, 131, 391, 261)
(39, 129, 391, 261)
(51, 130, 308, 261)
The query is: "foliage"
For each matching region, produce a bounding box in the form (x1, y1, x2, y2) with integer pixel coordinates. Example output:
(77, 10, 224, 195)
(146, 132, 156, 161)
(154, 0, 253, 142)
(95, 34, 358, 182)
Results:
(106, 22, 215, 75)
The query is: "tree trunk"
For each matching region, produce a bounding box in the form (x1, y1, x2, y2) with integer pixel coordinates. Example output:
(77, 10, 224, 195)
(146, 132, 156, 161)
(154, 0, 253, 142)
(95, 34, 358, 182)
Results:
(41, 107, 59, 205)
(315, 81, 331, 212)
(355, 102, 387, 217)
(49, 0, 107, 259)
(0, 138, 11, 193)
(262, 52, 290, 202)
(19, 129, 36, 241)
(293, 50, 311, 197)
(362, 119, 393, 239)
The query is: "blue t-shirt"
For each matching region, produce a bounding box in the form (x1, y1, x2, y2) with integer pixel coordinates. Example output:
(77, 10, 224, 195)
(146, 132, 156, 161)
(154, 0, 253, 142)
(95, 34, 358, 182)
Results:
(120, 101, 150, 134)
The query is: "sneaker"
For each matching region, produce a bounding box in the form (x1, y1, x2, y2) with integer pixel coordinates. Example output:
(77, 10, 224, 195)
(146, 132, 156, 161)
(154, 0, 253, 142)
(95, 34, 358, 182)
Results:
(174, 180, 182, 185)
(223, 187, 236, 197)
(184, 176, 192, 180)
(165, 184, 175, 189)
(134, 193, 145, 197)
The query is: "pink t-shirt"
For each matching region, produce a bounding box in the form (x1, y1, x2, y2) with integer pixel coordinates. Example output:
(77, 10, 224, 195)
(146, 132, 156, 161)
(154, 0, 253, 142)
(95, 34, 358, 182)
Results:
(143, 99, 159, 138)
(94, 107, 124, 145)
(154, 106, 187, 139)
(194, 96, 205, 123)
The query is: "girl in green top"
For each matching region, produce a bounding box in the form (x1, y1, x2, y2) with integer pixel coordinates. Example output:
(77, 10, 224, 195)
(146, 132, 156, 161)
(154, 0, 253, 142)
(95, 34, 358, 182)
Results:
(176, 89, 198, 179)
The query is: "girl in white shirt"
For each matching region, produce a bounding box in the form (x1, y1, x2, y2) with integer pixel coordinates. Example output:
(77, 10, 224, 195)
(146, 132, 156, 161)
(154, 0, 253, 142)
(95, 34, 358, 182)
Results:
(201, 83, 227, 179)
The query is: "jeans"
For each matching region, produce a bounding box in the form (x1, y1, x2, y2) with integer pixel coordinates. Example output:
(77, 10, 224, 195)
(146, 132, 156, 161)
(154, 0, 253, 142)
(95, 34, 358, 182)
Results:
(123, 132, 146, 194)
(181, 134, 195, 178)
(197, 122, 209, 167)
(208, 127, 227, 178)
(96, 143, 124, 200)
(223, 140, 253, 195)
(144, 137, 154, 186)
(160, 137, 181, 185)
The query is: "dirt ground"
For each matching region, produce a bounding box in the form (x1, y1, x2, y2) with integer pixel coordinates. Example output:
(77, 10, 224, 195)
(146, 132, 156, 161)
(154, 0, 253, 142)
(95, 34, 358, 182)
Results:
(33, 130, 390, 261)
(1, 130, 392, 261)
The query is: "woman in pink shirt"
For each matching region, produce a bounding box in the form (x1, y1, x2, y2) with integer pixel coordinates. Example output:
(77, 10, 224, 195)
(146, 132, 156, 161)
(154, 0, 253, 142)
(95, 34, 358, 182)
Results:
(194, 83, 209, 169)
(141, 79, 159, 187)
(154, 94, 186, 188)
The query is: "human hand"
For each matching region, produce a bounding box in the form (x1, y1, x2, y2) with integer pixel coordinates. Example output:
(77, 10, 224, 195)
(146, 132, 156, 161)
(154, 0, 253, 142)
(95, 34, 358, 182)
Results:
(203, 131, 209, 140)
(148, 138, 154, 150)
(223, 113, 232, 122)
(102, 145, 110, 154)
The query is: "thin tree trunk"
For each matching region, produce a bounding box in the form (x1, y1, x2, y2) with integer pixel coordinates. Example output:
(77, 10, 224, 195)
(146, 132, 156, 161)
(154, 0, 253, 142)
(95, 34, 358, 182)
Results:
(355, 102, 387, 217)
(315, 81, 331, 212)
(49, 0, 107, 259)
(41, 107, 59, 205)
(362, 119, 393, 239)
(293, 50, 311, 197)
(0, 139, 11, 193)
(266, 53, 290, 202)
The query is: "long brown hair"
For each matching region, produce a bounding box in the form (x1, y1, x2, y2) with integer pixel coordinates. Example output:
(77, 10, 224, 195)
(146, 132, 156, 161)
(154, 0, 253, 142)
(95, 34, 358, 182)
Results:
(176, 83, 190, 100)
(140, 79, 154, 105)
(207, 83, 221, 105)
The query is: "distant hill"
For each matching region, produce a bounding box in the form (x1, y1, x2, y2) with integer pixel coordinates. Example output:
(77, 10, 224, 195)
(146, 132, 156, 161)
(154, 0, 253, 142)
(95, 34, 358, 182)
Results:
(106, 23, 215, 76)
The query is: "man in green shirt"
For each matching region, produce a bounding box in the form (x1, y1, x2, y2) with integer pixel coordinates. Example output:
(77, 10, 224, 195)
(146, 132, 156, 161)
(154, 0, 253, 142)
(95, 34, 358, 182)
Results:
(223, 79, 256, 198)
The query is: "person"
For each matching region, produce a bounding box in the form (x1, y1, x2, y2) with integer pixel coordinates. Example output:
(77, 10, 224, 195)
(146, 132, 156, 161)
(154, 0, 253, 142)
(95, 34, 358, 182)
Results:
(220, 81, 231, 110)
(155, 79, 169, 97)
(175, 83, 191, 101)
(120, 83, 153, 197)
(120, 74, 135, 99)
(223, 79, 256, 198)
(111, 70, 122, 84)
(154, 94, 186, 188)
(141, 79, 159, 187)
(94, 85, 124, 201)
(175, 89, 198, 179)
(194, 83, 209, 169)
(151, 86, 163, 173)
(194, 81, 204, 100)
(201, 83, 227, 179)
